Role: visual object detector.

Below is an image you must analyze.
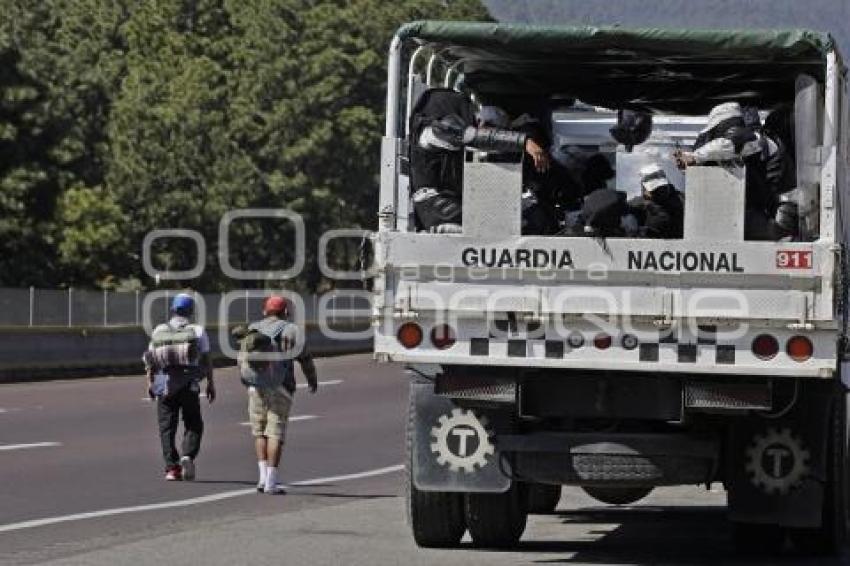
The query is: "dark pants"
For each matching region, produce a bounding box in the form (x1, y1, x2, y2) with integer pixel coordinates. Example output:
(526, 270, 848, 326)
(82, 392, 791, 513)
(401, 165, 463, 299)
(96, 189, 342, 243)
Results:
(156, 385, 203, 469)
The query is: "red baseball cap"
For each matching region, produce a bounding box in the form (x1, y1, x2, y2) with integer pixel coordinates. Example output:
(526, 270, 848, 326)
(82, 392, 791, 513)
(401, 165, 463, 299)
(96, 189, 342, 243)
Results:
(263, 296, 288, 316)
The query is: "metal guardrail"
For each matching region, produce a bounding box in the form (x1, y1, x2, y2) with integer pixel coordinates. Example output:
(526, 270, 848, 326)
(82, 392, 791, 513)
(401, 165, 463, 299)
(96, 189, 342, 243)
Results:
(0, 288, 371, 328)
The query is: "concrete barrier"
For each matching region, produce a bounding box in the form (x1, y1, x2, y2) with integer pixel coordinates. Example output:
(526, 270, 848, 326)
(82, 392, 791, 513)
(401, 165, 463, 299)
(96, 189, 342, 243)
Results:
(0, 322, 372, 383)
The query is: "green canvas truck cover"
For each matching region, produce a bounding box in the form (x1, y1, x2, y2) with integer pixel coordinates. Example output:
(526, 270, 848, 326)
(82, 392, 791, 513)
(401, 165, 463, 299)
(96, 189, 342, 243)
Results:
(397, 21, 837, 112)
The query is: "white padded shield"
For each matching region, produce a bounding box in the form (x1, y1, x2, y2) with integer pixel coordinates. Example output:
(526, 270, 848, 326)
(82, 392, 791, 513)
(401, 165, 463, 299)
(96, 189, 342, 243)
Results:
(684, 166, 745, 241)
(462, 161, 522, 238)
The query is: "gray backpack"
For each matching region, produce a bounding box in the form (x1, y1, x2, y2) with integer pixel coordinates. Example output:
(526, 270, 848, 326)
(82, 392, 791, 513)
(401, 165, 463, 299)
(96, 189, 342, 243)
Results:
(148, 321, 202, 396)
(238, 318, 294, 390)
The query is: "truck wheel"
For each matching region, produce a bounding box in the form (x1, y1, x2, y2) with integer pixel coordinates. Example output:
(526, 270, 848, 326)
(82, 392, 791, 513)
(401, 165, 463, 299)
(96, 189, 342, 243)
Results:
(788, 386, 849, 555)
(404, 387, 465, 548)
(527, 483, 562, 514)
(466, 483, 528, 548)
(406, 478, 466, 548)
(582, 486, 652, 505)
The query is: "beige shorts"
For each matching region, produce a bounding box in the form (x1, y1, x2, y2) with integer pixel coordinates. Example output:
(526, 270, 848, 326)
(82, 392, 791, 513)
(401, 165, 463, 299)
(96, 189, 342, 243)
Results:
(247, 386, 292, 440)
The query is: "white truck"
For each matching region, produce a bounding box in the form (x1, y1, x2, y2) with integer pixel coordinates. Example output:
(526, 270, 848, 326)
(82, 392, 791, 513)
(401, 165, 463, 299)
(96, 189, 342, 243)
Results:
(372, 21, 850, 554)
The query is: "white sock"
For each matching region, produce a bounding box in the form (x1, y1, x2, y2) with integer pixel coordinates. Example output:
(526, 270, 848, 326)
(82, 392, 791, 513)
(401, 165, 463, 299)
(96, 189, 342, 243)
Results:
(265, 466, 279, 491)
(258, 461, 268, 486)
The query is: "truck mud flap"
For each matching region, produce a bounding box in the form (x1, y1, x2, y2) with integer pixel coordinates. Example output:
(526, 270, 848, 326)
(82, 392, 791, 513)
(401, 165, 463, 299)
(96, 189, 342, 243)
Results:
(409, 381, 512, 493)
(726, 380, 834, 528)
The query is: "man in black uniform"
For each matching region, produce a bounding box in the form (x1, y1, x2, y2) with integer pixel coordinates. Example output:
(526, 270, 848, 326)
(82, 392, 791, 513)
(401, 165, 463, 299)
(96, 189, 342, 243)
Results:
(408, 89, 548, 233)
(508, 105, 590, 235)
(674, 102, 792, 240)
(628, 163, 685, 239)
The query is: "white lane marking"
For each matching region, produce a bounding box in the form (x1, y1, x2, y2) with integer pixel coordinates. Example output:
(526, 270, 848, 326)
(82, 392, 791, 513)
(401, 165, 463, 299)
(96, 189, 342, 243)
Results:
(239, 415, 319, 426)
(288, 415, 319, 422)
(0, 409, 7, 414)
(0, 442, 62, 452)
(299, 379, 342, 389)
(0, 463, 403, 534)
(288, 464, 404, 487)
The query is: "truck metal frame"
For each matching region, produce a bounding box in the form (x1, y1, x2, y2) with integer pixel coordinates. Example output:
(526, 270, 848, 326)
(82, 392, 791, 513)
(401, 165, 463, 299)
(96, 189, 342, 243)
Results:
(374, 22, 850, 553)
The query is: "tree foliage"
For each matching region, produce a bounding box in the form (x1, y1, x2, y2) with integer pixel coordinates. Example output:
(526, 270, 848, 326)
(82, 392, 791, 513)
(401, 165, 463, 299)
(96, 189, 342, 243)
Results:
(0, 0, 489, 290)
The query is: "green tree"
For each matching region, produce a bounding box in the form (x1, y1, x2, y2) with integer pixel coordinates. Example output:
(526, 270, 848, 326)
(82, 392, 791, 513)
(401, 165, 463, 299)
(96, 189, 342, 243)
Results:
(108, 0, 489, 291)
(57, 185, 129, 287)
(1, 0, 489, 290)
(0, 0, 131, 286)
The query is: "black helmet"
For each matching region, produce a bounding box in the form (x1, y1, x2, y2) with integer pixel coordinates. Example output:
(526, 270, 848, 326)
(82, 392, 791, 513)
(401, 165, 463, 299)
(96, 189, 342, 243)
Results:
(774, 201, 799, 236)
(610, 109, 653, 152)
(742, 105, 762, 131)
(581, 153, 615, 193)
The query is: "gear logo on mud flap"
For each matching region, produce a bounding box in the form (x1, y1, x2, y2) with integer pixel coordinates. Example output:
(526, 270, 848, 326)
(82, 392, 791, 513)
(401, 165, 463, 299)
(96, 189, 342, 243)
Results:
(430, 408, 495, 473)
(745, 427, 811, 495)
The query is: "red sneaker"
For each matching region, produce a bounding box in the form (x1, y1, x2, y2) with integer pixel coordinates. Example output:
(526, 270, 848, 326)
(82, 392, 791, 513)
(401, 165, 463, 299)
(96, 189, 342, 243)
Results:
(165, 466, 182, 481)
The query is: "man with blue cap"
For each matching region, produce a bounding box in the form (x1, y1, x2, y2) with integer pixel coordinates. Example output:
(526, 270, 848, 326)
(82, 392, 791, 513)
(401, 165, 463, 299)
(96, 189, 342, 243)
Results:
(144, 293, 215, 481)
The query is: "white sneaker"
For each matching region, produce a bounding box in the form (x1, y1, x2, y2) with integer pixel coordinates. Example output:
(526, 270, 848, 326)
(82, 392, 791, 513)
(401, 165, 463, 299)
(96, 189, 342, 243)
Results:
(264, 483, 286, 495)
(180, 456, 195, 481)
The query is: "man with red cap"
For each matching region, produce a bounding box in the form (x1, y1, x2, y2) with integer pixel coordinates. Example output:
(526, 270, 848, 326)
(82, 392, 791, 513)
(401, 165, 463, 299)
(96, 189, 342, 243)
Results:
(239, 295, 317, 494)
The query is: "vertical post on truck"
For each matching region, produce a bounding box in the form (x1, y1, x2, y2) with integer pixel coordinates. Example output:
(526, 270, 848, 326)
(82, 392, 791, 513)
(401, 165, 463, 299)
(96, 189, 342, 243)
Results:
(405, 46, 426, 137)
(384, 35, 402, 140)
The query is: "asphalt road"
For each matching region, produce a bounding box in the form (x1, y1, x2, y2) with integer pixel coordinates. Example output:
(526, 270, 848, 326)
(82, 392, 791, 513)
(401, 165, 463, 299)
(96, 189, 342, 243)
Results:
(0, 353, 847, 565)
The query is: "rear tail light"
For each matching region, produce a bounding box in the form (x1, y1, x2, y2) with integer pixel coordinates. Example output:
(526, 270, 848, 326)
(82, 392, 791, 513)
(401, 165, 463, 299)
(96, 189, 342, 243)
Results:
(430, 324, 456, 350)
(786, 336, 813, 362)
(397, 322, 423, 349)
(593, 333, 612, 350)
(751, 334, 779, 360)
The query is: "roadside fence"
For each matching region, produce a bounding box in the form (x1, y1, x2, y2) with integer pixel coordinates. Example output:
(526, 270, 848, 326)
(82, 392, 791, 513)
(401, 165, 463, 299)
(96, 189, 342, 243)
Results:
(0, 287, 371, 328)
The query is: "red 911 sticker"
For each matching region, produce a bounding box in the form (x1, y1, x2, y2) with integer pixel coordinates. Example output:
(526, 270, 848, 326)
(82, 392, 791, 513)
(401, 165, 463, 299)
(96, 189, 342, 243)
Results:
(776, 250, 812, 269)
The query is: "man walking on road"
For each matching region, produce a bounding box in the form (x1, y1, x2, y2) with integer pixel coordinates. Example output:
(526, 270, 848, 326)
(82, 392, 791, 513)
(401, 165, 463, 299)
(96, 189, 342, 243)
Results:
(236, 295, 317, 494)
(144, 293, 215, 481)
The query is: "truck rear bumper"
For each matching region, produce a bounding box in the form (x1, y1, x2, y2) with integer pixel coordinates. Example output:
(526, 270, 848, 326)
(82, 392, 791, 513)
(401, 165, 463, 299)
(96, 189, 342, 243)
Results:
(375, 314, 837, 378)
(379, 350, 834, 378)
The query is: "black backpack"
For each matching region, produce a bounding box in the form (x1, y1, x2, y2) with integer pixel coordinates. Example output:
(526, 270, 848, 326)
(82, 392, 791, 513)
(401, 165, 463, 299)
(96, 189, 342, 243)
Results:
(582, 189, 627, 236)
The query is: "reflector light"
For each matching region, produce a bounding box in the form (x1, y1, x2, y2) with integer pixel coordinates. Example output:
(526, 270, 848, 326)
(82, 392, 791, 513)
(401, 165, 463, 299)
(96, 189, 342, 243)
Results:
(751, 334, 779, 360)
(786, 336, 813, 362)
(593, 333, 612, 350)
(430, 324, 456, 350)
(397, 323, 423, 349)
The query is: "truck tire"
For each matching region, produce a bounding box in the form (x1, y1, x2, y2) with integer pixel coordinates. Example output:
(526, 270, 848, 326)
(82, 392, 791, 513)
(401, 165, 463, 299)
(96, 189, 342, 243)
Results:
(465, 482, 528, 548)
(788, 386, 849, 555)
(582, 486, 652, 505)
(404, 387, 466, 548)
(527, 483, 562, 514)
(406, 478, 466, 548)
